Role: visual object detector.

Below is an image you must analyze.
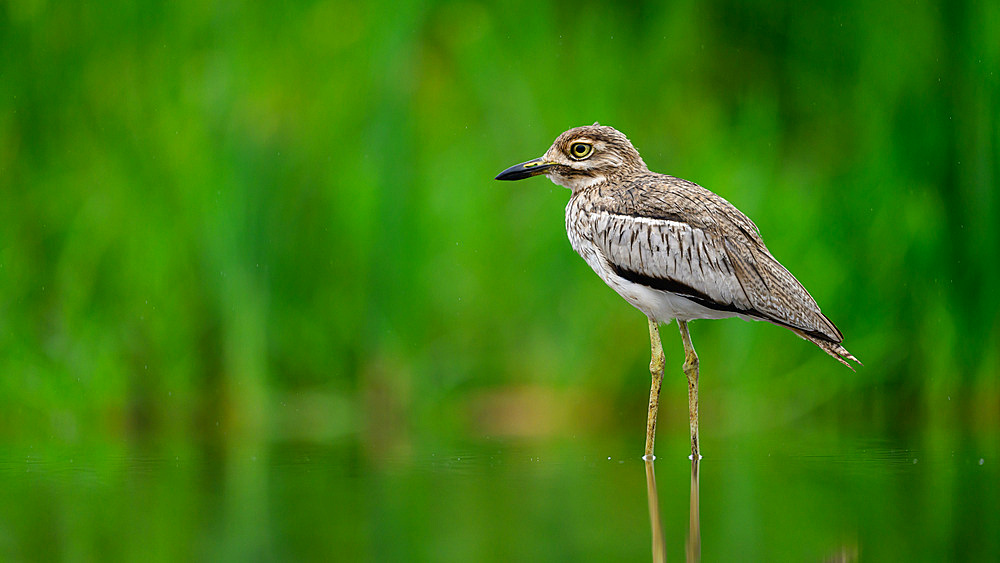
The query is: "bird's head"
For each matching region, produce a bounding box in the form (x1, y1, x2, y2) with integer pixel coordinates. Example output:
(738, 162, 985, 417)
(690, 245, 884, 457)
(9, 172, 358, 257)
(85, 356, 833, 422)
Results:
(495, 123, 647, 191)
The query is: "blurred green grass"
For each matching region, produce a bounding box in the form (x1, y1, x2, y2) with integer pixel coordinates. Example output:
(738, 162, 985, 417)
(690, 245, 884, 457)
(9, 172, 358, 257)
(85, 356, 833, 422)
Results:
(0, 0, 997, 445)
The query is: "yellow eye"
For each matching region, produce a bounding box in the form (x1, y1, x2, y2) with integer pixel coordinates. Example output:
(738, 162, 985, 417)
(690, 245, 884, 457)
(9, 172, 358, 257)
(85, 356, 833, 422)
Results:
(568, 142, 593, 160)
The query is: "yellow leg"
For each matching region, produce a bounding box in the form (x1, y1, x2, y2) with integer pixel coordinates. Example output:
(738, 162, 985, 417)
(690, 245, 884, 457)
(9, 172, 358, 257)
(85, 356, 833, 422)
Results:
(677, 320, 700, 459)
(644, 318, 665, 460)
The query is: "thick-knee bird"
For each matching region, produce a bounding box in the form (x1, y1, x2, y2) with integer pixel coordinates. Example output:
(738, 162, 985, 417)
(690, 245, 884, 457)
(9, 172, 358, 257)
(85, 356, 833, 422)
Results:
(496, 123, 859, 459)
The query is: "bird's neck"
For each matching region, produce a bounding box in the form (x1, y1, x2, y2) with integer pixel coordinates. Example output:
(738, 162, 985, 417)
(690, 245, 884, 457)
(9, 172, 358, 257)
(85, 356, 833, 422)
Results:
(553, 174, 609, 193)
(557, 167, 644, 195)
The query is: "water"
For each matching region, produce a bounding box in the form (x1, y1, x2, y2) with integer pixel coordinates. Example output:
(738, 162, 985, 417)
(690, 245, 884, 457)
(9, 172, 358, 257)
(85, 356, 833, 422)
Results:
(1, 426, 996, 561)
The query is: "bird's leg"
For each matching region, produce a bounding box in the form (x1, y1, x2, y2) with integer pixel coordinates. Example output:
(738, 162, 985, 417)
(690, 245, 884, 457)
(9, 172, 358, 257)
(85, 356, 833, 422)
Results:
(644, 318, 665, 460)
(677, 320, 700, 459)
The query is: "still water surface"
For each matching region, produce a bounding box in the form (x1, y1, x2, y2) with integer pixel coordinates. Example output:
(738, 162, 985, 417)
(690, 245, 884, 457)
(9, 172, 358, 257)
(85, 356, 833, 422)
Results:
(1, 426, 997, 561)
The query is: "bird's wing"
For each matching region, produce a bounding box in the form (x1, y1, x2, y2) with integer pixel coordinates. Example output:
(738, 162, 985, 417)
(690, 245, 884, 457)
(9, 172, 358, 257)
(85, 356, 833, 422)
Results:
(588, 174, 844, 344)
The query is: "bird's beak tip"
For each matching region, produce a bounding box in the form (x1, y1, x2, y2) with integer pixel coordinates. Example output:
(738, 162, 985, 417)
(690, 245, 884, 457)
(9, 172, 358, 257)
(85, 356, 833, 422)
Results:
(495, 157, 553, 181)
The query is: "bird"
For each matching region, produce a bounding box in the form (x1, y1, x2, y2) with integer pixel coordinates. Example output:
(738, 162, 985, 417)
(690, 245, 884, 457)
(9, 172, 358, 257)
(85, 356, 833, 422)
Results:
(496, 123, 859, 459)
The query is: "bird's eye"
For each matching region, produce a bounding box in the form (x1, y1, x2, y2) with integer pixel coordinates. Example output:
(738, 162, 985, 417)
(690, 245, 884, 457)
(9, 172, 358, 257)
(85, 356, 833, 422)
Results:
(568, 142, 594, 160)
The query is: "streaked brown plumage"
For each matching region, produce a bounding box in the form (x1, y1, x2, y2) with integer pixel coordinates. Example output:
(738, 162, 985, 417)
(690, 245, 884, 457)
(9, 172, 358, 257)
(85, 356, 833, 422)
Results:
(497, 123, 859, 458)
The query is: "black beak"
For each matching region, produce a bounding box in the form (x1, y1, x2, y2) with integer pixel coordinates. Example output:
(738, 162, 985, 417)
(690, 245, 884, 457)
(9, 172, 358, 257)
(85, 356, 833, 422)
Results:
(495, 157, 554, 181)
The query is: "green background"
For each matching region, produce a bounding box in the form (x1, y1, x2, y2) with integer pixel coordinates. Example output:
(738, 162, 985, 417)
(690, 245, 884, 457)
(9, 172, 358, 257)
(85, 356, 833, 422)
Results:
(1, 0, 998, 560)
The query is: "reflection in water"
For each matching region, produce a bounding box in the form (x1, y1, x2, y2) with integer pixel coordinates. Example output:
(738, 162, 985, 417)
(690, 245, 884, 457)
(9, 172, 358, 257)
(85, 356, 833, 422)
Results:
(217, 440, 271, 560)
(644, 460, 667, 562)
(687, 459, 701, 562)
(645, 458, 701, 562)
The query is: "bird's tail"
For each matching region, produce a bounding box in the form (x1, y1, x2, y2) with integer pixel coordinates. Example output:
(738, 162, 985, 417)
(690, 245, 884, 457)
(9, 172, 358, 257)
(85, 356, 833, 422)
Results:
(790, 328, 862, 370)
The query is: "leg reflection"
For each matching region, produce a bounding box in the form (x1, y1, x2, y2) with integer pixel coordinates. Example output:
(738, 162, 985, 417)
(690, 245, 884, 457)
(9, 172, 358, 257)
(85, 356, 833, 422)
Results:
(644, 458, 702, 563)
(644, 459, 667, 563)
(687, 458, 701, 562)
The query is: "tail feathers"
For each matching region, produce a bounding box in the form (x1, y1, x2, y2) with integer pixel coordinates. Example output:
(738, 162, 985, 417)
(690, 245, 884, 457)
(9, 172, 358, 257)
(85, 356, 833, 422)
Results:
(790, 328, 862, 370)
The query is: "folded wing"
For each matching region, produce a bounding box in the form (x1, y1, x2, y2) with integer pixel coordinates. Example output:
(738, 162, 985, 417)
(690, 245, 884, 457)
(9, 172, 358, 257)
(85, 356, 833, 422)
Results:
(587, 175, 858, 366)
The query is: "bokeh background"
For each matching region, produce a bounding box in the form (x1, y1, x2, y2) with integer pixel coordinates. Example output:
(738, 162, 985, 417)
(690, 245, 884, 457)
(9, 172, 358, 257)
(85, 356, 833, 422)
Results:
(1, 0, 998, 560)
